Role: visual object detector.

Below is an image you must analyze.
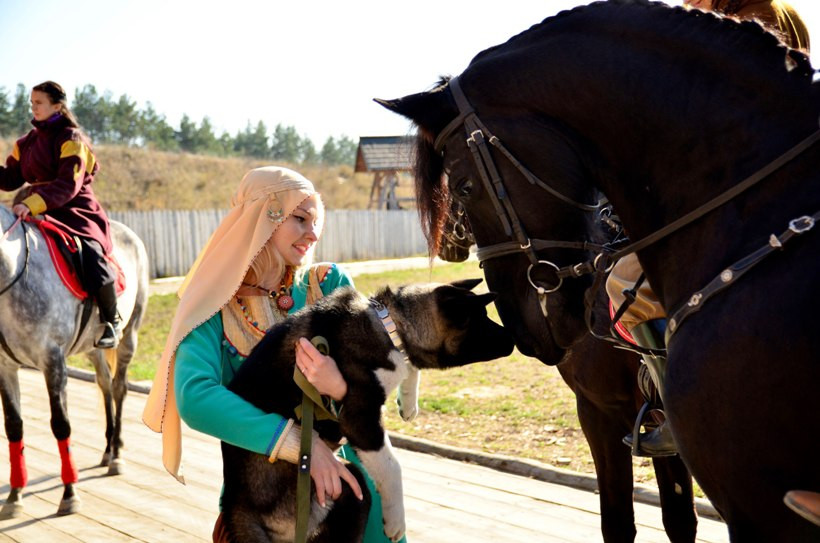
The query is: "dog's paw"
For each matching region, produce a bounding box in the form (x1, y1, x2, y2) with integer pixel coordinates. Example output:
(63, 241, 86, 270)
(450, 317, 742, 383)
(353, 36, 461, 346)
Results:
(382, 500, 406, 541)
(396, 395, 418, 422)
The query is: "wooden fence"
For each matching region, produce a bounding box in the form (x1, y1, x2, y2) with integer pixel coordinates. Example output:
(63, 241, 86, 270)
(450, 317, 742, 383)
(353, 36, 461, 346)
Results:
(109, 209, 428, 278)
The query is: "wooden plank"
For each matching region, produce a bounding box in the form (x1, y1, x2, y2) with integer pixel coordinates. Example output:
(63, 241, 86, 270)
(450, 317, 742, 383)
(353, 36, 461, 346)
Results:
(1, 367, 730, 543)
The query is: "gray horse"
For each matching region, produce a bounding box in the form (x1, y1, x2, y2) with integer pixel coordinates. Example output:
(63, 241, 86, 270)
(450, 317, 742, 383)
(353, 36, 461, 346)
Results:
(0, 205, 149, 518)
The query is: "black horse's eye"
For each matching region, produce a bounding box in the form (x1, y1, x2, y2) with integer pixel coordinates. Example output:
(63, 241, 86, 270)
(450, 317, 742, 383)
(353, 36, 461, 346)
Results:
(454, 178, 474, 198)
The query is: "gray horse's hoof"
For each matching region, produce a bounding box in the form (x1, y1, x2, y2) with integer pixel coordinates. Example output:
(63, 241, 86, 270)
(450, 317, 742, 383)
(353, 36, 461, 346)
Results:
(0, 500, 24, 519)
(107, 458, 126, 476)
(57, 495, 82, 516)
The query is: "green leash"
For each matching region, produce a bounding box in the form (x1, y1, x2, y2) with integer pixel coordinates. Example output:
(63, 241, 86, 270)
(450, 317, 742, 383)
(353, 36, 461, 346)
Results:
(294, 336, 331, 543)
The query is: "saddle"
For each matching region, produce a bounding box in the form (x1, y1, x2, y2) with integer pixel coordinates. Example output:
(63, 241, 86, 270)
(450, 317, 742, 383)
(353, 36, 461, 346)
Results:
(34, 219, 126, 300)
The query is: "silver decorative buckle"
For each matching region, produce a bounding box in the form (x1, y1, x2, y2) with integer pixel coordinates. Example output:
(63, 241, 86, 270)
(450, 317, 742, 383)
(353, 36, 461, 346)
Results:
(789, 215, 815, 234)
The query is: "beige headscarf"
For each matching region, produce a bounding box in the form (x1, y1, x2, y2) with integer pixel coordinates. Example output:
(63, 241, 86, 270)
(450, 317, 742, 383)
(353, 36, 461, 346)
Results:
(142, 166, 317, 482)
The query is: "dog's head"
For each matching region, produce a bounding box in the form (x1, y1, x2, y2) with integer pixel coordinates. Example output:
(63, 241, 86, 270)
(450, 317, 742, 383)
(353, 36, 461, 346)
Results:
(385, 278, 514, 370)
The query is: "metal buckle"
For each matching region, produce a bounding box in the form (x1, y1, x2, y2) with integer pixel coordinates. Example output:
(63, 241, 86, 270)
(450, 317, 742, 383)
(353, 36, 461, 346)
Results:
(527, 260, 563, 294)
(572, 262, 586, 277)
(593, 253, 615, 273)
(789, 215, 815, 234)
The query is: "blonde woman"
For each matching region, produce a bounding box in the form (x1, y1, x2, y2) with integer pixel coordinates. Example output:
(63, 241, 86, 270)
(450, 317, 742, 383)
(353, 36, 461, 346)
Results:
(143, 166, 406, 542)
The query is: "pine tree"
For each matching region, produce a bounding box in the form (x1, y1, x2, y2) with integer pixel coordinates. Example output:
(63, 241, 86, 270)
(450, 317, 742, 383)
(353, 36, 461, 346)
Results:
(176, 114, 198, 152)
(10, 84, 31, 136)
(270, 124, 301, 163)
(0, 87, 13, 137)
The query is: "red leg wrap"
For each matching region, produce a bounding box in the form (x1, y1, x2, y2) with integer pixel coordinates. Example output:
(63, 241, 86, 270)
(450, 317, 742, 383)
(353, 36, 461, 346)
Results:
(9, 440, 27, 488)
(57, 438, 78, 485)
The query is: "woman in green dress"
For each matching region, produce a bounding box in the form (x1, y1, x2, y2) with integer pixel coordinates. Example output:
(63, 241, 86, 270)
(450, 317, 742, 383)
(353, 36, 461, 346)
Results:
(143, 166, 407, 542)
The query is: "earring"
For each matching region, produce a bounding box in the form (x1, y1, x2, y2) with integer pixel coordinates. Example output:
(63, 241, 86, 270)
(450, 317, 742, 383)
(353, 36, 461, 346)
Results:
(267, 208, 285, 224)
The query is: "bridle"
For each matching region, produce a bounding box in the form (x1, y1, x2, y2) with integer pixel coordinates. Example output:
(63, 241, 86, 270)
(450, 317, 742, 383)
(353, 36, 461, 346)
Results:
(434, 75, 820, 340)
(433, 76, 613, 317)
(440, 201, 474, 253)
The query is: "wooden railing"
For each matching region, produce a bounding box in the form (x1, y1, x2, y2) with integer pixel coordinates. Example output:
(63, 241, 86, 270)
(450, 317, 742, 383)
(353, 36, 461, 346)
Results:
(109, 209, 428, 278)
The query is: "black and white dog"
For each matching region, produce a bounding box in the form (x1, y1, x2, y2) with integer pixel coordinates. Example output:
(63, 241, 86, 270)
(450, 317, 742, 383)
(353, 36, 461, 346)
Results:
(221, 278, 514, 542)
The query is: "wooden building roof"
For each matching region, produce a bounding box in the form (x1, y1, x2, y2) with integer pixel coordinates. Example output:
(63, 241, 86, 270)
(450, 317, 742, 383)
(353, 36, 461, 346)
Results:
(355, 136, 414, 172)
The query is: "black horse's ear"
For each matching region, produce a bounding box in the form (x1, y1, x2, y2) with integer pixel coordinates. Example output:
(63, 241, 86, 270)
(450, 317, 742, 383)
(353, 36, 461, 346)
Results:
(449, 278, 483, 291)
(374, 90, 454, 134)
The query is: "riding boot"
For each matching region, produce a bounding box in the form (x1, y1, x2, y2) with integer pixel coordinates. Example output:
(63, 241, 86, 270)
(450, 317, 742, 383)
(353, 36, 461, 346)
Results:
(622, 319, 679, 457)
(95, 282, 121, 350)
(784, 490, 820, 527)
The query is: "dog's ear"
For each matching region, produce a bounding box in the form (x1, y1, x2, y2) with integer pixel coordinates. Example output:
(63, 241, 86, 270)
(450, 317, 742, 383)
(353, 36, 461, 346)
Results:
(448, 278, 483, 291)
(435, 285, 496, 327)
(472, 292, 497, 306)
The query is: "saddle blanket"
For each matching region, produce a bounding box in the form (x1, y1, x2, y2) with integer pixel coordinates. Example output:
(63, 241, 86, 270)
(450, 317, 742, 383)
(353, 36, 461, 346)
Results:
(609, 300, 636, 346)
(34, 219, 126, 300)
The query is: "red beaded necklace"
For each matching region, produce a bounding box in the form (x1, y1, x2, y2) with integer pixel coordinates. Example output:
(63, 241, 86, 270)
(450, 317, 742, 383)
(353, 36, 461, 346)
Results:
(236, 267, 295, 330)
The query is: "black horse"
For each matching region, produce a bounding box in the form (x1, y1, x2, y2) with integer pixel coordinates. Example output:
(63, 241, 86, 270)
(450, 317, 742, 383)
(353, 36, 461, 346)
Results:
(435, 201, 697, 542)
(378, 1, 820, 541)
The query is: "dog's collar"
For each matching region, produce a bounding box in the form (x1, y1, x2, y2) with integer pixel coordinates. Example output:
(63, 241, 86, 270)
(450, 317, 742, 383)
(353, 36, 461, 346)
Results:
(369, 299, 409, 363)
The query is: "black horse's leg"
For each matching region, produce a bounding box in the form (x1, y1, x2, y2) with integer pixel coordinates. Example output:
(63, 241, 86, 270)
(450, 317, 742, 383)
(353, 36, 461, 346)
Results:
(42, 358, 81, 515)
(652, 456, 697, 543)
(0, 365, 26, 519)
(560, 344, 641, 543)
(576, 394, 639, 543)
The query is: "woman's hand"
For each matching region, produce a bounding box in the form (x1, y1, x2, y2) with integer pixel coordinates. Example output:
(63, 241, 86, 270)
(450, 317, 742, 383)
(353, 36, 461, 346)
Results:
(295, 337, 348, 401)
(12, 204, 30, 219)
(309, 438, 363, 507)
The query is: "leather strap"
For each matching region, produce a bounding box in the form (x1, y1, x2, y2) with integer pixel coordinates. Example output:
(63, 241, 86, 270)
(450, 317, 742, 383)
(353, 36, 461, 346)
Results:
(295, 392, 314, 543)
(294, 335, 332, 543)
(607, 122, 820, 263)
(666, 211, 820, 340)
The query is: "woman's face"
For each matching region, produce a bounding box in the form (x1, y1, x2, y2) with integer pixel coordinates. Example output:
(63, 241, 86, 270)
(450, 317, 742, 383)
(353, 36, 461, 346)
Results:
(30, 90, 61, 121)
(271, 193, 323, 267)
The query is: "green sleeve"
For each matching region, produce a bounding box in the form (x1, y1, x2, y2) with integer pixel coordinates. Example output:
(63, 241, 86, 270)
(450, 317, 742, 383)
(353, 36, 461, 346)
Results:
(174, 314, 290, 456)
(321, 263, 355, 294)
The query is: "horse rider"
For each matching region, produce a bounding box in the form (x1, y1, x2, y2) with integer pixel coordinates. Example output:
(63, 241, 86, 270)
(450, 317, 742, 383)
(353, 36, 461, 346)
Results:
(0, 81, 121, 349)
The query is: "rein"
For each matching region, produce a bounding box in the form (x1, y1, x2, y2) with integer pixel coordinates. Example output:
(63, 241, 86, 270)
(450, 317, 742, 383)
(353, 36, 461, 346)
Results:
(0, 217, 30, 366)
(0, 217, 28, 297)
(436, 76, 607, 316)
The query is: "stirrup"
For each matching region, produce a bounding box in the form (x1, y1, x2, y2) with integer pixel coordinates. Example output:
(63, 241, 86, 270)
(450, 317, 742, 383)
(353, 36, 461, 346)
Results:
(95, 322, 119, 349)
(623, 401, 678, 457)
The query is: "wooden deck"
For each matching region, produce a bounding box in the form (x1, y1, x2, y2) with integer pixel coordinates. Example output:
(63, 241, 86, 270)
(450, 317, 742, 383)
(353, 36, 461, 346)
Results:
(0, 368, 730, 542)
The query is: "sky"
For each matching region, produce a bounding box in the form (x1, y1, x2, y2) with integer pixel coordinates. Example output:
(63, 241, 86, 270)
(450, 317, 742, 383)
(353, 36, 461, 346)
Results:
(1, 0, 818, 146)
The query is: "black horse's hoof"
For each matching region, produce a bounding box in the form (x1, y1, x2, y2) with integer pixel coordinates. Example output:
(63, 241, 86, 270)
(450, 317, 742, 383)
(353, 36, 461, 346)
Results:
(107, 458, 126, 476)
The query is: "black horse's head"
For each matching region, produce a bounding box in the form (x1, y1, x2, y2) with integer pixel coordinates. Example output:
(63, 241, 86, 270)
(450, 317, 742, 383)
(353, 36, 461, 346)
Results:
(377, 77, 605, 365)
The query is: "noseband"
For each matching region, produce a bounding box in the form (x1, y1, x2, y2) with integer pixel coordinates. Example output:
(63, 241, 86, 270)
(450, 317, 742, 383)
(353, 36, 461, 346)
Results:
(434, 76, 611, 316)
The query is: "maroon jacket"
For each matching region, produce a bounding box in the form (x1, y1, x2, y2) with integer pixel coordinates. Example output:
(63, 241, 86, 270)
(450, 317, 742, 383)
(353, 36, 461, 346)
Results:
(0, 114, 112, 254)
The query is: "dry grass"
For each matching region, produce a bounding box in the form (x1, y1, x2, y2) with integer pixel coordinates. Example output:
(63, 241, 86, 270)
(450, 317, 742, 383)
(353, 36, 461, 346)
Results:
(0, 139, 400, 210)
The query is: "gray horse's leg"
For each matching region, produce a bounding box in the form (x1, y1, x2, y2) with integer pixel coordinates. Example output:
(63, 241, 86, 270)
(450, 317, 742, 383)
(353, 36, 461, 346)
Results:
(42, 358, 82, 515)
(0, 365, 25, 519)
(107, 321, 139, 476)
(86, 348, 116, 469)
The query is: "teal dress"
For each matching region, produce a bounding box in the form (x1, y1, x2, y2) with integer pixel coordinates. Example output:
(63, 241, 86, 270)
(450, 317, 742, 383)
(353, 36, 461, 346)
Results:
(174, 263, 407, 542)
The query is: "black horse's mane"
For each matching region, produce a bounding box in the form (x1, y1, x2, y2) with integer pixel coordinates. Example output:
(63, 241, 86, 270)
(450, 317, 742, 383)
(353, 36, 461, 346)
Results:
(413, 0, 814, 254)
